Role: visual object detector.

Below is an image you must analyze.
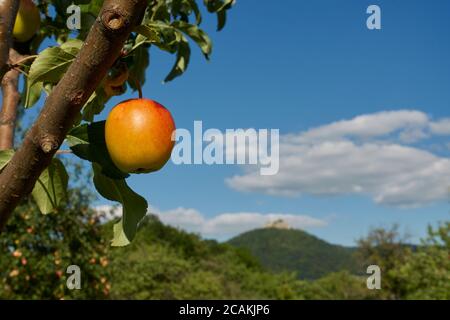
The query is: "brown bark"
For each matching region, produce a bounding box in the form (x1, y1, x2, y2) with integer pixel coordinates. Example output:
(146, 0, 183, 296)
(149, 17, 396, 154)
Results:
(0, 0, 19, 81)
(0, 49, 22, 150)
(0, 0, 148, 230)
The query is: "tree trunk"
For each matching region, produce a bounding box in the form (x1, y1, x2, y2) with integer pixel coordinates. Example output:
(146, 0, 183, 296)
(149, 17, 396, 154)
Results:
(0, 49, 22, 150)
(0, 0, 19, 81)
(0, 0, 148, 230)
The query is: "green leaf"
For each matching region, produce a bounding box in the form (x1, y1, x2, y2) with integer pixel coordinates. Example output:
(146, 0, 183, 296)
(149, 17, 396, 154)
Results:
(217, 10, 226, 31)
(31, 158, 69, 215)
(67, 121, 129, 179)
(170, 0, 202, 25)
(79, 0, 103, 16)
(134, 25, 161, 43)
(127, 44, 150, 91)
(164, 35, 191, 82)
(172, 20, 212, 58)
(43, 83, 54, 95)
(81, 89, 107, 122)
(92, 163, 148, 246)
(203, 0, 235, 30)
(139, 21, 179, 54)
(24, 81, 43, 109)
(60, 38, 84, 55)
(28, 39, 82, 88)
(112, 220, 131, 247)
(136, 19, 212, 82)
(204, 0, 235, 13)
(0, 149, 14, 171)
(187, 0, 203, 25)
(149, 0, 171, 22)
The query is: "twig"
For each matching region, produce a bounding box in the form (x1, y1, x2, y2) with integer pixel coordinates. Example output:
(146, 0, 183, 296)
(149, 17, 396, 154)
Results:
(56, 150, 73, 155)
(12, 66, 28, 77)
(12, 55, 37, 67)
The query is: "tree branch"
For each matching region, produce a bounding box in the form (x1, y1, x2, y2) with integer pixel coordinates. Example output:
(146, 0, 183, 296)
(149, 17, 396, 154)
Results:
(0, 0, 19, 81)
(0, 49, 23, 150)
(0, 0, 148, 230)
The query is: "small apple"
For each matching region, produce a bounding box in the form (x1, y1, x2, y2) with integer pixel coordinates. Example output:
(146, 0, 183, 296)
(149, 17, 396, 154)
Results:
(103, 63, 129, 98)
(13, 0, 40, 43)
(105, 99, 176, 173)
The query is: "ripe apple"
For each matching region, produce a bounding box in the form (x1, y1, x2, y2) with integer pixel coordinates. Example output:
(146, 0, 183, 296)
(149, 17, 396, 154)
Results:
(13, 0, 40, 43)
(105, 99, 176, 173)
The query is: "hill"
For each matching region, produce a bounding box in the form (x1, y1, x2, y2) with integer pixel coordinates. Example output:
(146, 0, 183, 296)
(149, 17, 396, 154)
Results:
(228, 228, 358, 279)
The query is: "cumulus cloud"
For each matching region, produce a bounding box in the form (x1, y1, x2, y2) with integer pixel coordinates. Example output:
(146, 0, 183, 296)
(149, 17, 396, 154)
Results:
(226, 110, 450, 208)
(95, 205, 327, 239)
(298, 110, 430, 143)
(154, 207, 327, 237)
(430, 118, 450, 135)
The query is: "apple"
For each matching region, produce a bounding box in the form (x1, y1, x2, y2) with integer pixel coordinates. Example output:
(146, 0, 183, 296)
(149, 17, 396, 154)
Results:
(13, 0, 40, 43)
(104, 63, 129, 98)
(105, 98, 176, 173)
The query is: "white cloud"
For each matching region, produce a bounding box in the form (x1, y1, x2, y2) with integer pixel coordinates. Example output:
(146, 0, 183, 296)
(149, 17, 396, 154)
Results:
(95, 205, 122, 221)
(298, 110, 430, 143)
(226, 110, 450, 208)
(430, 118, 450, 135)
(154, 207, 327, 238)
(95, 205, 327, 239)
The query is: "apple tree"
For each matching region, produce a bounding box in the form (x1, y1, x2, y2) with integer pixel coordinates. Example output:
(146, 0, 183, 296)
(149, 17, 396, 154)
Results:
(0, 0, 235, 246)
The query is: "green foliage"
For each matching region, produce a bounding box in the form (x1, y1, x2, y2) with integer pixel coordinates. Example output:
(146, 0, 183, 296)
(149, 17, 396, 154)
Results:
(228, 228, 358, 279)
(0, 149, 14, 170)
(25, 39, 82, 108)
(1, 151, 69, 215)
(356, 223, 450, 300)
(93, 164, 147, 246)
(355, 225, 412, 299)
(0, 175, 109, 299)
(67, 123, 148, 246)
(31, 158, 69, 214)
(387, 223, 450, 300)
(1, 196, 448, 300)
(107, 216, 302, 299)
(297, 271, 377, 300)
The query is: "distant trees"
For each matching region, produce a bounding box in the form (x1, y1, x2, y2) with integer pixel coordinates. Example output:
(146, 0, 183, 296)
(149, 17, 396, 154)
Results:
(356, 224, 411, 299)
(356, 223, 450, 300)
(1, 198, 448, 299)
(389, 223, 450, 299)
(107, 215, 300, 300)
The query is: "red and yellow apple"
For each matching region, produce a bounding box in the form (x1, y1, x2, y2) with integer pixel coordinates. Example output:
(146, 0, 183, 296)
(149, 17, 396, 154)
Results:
(105, 99, 176, 173)
(13, 0, 41, 43)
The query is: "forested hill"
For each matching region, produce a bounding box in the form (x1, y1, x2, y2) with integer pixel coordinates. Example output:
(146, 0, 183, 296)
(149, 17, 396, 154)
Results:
(228, 228, 359, 279)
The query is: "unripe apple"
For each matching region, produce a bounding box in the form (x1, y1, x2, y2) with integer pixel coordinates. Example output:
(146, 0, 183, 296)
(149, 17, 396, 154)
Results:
(13, 0, 41, 43)
(103, 63, 129, 98)
(105, 99, 176, 174)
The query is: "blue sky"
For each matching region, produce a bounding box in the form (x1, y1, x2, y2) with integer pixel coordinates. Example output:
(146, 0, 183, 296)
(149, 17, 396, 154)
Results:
(18, 0, 450, 246)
